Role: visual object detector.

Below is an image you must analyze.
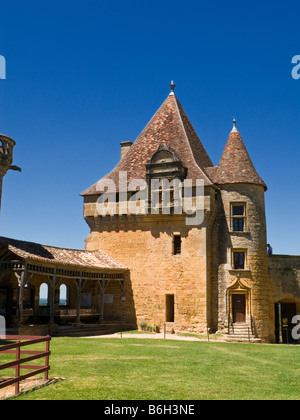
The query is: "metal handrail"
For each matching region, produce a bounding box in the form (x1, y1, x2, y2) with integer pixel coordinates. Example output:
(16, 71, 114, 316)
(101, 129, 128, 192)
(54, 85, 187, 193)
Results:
(250, 314, 256, 336)
(228, 314, 234, 334)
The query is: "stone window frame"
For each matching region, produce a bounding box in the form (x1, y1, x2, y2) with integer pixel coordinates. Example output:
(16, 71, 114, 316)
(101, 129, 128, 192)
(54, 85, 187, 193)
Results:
(229, 202, 248, 233)
(231, 248, 248, 270)
(172, 233, 182, 256)
(166, 294, 175, 322)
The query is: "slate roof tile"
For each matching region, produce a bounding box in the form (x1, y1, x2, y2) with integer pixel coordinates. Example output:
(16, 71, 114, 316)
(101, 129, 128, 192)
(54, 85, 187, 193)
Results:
(0, 237, 127, 271)
(81, 94, 215, 195)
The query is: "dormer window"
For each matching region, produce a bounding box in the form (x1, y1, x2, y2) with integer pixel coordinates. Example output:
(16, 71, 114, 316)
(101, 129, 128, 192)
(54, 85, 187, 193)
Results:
(151, 150, 174, 164)
(146, 144, 187, 186)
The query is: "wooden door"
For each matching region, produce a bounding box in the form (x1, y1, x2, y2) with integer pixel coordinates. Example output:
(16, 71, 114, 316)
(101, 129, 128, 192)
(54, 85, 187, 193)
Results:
(232, 294, 246, 323)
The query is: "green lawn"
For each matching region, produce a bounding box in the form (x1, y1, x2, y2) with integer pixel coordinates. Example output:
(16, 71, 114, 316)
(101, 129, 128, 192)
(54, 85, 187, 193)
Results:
(3, 337, 300, 400)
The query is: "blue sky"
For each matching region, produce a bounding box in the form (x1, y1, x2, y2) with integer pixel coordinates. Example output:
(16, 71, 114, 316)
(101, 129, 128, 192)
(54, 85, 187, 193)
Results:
(0, 0, 300, 254)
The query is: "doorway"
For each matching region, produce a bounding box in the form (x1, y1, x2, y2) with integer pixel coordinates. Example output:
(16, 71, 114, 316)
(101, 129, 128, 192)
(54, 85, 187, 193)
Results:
(275, 302, 298, 344)
(166, 294, 175, 322)
(232, 294, 246, 323)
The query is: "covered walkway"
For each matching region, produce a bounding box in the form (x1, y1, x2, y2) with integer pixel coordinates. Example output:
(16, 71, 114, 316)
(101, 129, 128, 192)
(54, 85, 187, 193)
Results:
(0, 237, 135, 334)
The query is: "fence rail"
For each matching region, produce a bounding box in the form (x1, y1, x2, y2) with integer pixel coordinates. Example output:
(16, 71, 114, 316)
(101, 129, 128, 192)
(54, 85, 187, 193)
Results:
(0, 335, 51, 396)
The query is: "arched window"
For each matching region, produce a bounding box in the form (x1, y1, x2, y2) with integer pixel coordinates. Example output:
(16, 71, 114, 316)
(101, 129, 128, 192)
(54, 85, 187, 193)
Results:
(59, 284, 69, 306)
(151, 150, 174, 164)
(39, 283, 48, 306)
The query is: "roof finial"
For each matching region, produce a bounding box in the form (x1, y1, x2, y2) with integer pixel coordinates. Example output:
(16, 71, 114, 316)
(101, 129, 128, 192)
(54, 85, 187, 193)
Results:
(231, 118, 238, 133)
(169, 80, 176, 95)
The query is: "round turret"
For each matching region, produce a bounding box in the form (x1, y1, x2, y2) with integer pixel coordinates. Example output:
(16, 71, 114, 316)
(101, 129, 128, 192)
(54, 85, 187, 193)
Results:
(0, 134, 16, 176)
(0, 134, 16, 213)
(214, 122, 274, 343)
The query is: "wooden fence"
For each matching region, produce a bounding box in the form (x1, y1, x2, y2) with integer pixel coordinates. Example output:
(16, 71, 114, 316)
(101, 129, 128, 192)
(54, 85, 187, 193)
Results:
(0, 335, 51, 396)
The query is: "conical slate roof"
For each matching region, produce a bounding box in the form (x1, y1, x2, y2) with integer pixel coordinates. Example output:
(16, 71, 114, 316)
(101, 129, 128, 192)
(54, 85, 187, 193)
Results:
(82, 93, 215, 195)
(211, 124, 267, 190)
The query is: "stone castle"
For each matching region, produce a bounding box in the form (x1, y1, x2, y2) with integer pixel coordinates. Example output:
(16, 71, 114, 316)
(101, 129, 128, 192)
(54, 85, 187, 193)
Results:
(0, 83, 299, 343)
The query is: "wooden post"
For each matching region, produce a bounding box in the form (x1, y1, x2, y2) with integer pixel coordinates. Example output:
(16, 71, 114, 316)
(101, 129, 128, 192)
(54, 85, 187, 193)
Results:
(75, 279, 87, 326)
(99, 284, 105, 324)
(15, 341, 20, 395)
(48, 276, 55, 326)
(15, 271, 33, 328)
(75, 279, 82, 325)
(18, 273, 25, 326)
(97, 280, 109, 324)
(44, 337, 50, 380)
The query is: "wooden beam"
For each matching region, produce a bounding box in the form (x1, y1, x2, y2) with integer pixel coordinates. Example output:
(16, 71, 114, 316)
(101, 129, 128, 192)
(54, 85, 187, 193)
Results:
(14, 271, 33, 326)
(75, 279, 83, 325)
(119, 280, 125, 294)
(47, 276, 56, 325)
(97, 280, 110, 323)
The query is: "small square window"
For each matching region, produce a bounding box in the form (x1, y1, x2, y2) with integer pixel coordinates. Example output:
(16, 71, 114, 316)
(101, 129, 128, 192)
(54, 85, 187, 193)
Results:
(233, 251, 245, 270)
(232, 205, 244, 216)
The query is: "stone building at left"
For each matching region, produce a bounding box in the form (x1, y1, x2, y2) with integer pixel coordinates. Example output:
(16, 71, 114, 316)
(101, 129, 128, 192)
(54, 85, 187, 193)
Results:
(0, 134, 136, 335)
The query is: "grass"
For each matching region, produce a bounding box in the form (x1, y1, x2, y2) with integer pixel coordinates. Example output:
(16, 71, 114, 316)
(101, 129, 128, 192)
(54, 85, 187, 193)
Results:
(177, 332, 224, 340)
(1, 338, 300, 400)
(120, 330, 156, 334)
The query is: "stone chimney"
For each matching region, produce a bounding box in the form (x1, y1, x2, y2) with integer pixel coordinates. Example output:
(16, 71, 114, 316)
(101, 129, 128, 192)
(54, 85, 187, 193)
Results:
(120, 141, 133, 160)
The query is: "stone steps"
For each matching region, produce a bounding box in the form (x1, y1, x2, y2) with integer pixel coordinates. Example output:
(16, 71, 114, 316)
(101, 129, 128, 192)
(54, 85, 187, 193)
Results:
(225, 323, 261, 343)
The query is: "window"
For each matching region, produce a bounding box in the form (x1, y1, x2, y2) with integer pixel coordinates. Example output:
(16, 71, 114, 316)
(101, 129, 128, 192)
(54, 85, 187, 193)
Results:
(173, 235, 182, 255)
(39, 283, 48, 306)
(231, 203, 246, 232)
(59, 284, 69, 306)
(151, 150, 174, 164)
(166, 294, 175, 322)
(233, 251, 246, 270)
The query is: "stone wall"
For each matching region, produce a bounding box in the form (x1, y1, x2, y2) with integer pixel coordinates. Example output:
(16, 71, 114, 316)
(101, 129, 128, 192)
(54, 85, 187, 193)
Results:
(85, 187, 217, 334)
(84, 182, 300, 342)
(268, 255, 300, 314)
